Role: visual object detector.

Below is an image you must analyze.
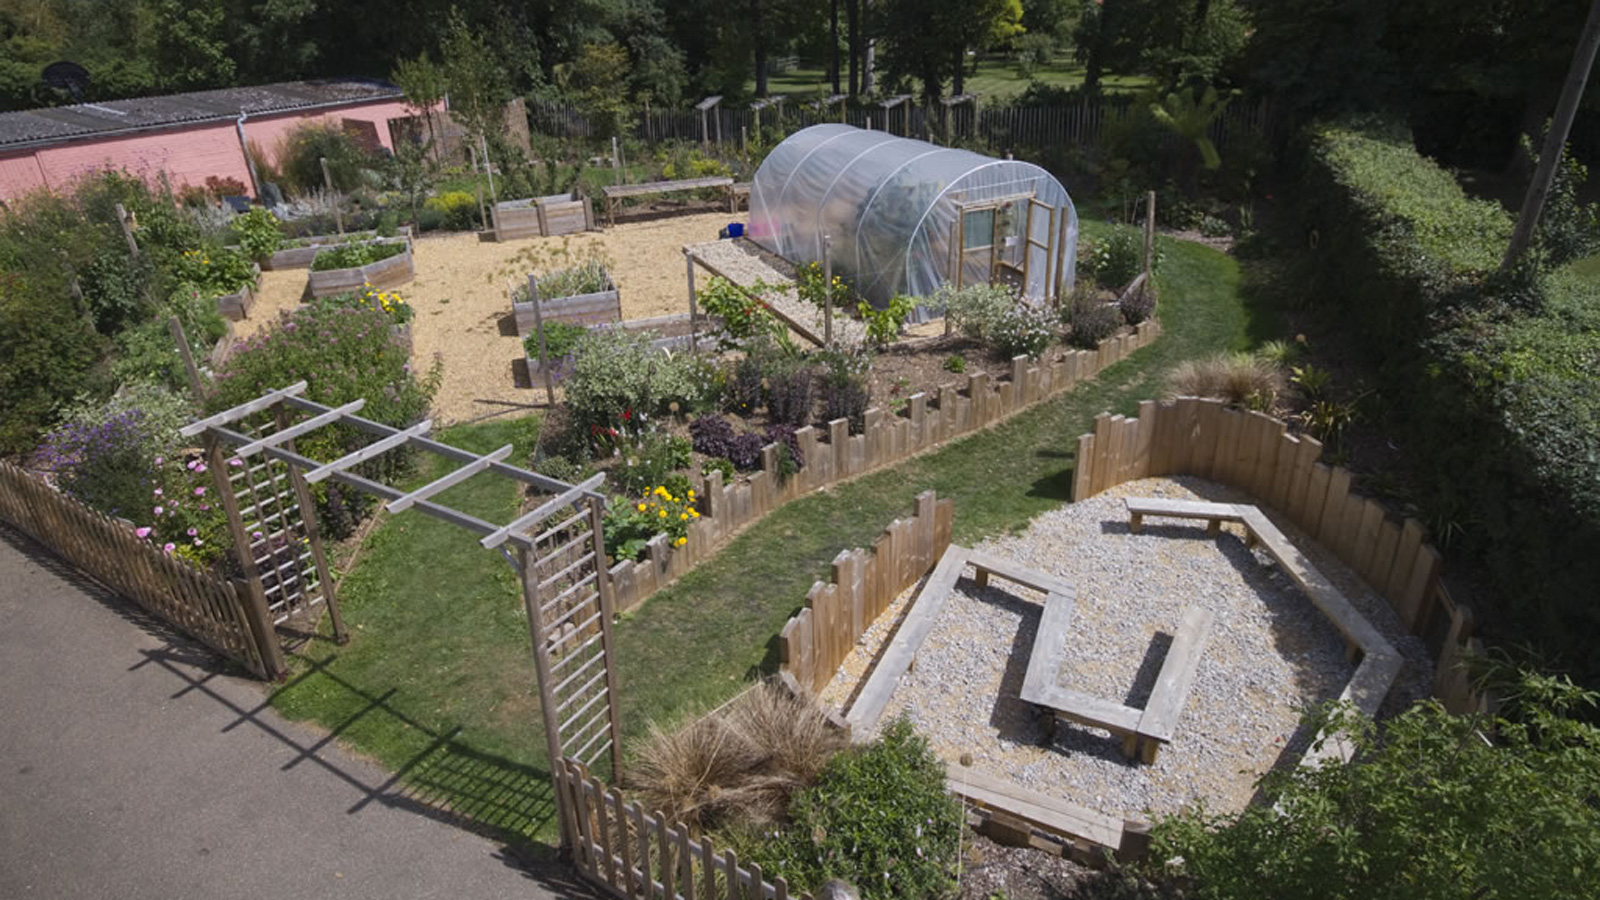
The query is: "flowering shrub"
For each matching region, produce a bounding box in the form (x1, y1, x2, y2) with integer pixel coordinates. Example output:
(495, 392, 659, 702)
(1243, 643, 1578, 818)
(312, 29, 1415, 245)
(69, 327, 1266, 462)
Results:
(603, 484, 700, 561)
(131, 453, 231, 569)
(990, 300, 1057, 357)
(564, 328, 711, 448)
(210, 303, 438, 494)
(795, 261, 853, 310)
(612, 431, 692, 498)
(231, 207, 284, 263)
(172, 247, 256, 297)
(1086, 224, 1155, 290)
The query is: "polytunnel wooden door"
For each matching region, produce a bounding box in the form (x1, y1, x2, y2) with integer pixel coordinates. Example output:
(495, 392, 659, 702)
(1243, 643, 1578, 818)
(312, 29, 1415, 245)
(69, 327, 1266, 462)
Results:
(953, 196, 1058, 302)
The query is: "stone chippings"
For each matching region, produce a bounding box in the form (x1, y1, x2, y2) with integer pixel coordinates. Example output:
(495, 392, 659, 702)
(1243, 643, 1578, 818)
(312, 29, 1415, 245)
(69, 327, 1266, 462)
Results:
(829, 476, 1431, 821)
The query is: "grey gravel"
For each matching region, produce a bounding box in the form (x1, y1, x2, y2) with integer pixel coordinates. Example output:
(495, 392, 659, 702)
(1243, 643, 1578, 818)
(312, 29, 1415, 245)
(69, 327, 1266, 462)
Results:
(865, 476, 1433, 821)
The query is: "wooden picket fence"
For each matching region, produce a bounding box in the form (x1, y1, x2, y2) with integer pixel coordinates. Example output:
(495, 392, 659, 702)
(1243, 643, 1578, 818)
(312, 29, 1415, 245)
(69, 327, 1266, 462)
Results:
(1070, 397, 1482, 712)
(0, 460, 275, 678)
(778, 491, 953, 694)
(607, 321, 1162, 612)
(555, 758, 810, 900)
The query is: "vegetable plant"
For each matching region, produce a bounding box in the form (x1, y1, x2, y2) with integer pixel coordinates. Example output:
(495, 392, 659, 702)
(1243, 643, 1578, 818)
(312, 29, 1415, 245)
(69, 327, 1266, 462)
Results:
(310, 240, 407, 271)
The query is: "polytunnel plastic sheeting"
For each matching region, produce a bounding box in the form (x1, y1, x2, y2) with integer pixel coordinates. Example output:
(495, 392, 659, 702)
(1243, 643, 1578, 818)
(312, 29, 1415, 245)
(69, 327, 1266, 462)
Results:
(749, 123, 1078, 307)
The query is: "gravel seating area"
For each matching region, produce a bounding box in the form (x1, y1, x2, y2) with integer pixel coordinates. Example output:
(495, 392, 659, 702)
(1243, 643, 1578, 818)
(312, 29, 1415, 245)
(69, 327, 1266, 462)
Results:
(687, 239, 866, 348)
(847, 476, 1432, 821)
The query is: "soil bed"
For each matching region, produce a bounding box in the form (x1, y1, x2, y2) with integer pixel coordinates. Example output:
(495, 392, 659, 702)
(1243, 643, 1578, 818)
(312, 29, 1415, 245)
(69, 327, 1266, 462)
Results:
(840, 476, 1432, 822)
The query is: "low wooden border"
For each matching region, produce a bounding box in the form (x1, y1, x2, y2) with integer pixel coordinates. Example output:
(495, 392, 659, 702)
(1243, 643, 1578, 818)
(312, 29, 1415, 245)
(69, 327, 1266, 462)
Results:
(512, 273, 622, 337)
(494, 194, 591, 241)
(307, 240, 414, 298)
(213, 264, 262, 321)
(247, 227, 413, 270)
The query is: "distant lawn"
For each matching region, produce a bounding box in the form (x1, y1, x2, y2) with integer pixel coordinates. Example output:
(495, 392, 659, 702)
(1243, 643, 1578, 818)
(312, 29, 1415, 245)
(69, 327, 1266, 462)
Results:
(759, 54, 1153, 101)
(267, 221, 1254, 848)
(1565, 251, 1600, 282)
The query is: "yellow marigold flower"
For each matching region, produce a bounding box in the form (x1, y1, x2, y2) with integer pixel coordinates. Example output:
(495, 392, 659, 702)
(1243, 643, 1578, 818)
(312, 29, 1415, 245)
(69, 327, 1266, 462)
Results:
(687, 489, 696, 498)
(675, 537, 687, 547)
(690, 509, 699, 518)
(680, 513, 688, 521)
(636, 503, 646, 512)
(658, 509, 667, 518)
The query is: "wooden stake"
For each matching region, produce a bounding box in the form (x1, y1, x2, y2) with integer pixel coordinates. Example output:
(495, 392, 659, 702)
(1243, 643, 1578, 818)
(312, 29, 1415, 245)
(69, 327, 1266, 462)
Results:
(168, 316, 206, 405)
(823, 233, 834, 348)
(686, 253, 699, 355)
(529, 274, 556, 404)
(1144, 191, 1156, 277)
(320, 157, 343, 234)
(115, 203, 139, 256)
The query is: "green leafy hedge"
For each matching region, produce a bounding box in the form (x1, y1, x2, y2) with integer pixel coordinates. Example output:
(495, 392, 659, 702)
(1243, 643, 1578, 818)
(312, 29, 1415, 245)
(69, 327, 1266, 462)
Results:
(1298, 121, 1600, 682)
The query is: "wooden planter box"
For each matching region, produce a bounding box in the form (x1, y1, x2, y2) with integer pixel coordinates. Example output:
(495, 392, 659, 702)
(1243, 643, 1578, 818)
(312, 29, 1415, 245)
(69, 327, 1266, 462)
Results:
(523, 313, 715, 379)
(511, 271, 621, 337)
(493, 193, 592, 242)
(307, 240, 415, 298)
(214, 264, 262, 321)
(234, 227, 412, 271)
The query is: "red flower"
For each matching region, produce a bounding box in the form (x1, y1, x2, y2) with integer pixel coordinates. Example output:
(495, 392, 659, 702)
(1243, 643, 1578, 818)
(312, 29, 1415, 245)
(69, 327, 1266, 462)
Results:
(623, 409, 632, 421)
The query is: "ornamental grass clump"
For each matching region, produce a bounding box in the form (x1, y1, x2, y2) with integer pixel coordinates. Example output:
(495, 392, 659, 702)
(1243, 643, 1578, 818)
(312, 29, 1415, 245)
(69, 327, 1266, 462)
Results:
(1168, 352, 1284, 411)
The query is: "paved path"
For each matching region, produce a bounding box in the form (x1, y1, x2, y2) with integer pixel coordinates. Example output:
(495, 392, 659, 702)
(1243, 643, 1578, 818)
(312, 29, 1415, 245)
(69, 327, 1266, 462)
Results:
(0, 525, 589, 900)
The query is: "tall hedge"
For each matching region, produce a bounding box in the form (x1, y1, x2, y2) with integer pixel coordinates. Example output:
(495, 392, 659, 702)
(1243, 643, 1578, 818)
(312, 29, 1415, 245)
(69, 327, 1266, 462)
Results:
(1298, 121, 1600, 684)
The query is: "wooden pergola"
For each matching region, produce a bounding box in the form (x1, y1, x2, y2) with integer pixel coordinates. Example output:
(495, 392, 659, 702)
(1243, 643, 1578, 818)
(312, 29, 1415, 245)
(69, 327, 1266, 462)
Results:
(878, 94, 913, 136)
(183, 383, 619, 851)
(696, 95, 723, 146)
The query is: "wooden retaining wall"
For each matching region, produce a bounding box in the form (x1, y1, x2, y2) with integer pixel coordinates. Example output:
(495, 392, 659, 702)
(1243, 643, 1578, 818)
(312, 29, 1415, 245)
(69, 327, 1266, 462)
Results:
(494, 194, 591, 241)
(0, 461, 278, 678)
(777, 491, 952, 694)
(512, 285, 623, 336)
(605, 320, 1162, 613)
(1070, 397, 1481, 713)
(308, 241, 415, 298)
(555, 758, 810, 900)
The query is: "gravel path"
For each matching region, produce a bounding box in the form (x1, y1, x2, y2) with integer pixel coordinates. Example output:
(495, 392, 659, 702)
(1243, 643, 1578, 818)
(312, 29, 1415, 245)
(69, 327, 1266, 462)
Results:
(687, 239, 866, 349)
(848, 476, 1432, 821)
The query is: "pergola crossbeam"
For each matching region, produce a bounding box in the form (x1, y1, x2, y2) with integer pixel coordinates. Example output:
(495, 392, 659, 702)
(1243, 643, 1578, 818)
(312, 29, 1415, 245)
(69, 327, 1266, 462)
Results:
(281, 396, 601, 500)
(480, 473, 607, 550)
(180, 381, 308, 437)
(303, 420, 433, 484)
(387, 443, 514, 513)
(237, 399, 366, 457)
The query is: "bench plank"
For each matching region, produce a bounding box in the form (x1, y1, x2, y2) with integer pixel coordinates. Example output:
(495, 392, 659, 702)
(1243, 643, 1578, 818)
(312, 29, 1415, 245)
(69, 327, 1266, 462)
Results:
(1125, 497, 1248, 534)
(964, 548, 1077, 597)
(1019, 592, 1077, 707)
(1238, 509, 1395, 659)
(845, 545, 970, 732)
(1136, 607, 1215, 761)
(602, 176, 734, 199)
(946, 763, 1124, 850)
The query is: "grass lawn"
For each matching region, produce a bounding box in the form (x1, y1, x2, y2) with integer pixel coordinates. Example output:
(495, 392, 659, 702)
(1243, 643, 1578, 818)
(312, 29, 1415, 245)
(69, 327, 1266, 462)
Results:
(760, 54, 1153, 101)
(267, 222, 1256, 848)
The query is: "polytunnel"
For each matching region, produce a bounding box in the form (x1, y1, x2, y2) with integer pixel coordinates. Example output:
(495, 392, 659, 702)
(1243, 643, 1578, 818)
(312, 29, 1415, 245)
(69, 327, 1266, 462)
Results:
(748, 123, 1078, 308)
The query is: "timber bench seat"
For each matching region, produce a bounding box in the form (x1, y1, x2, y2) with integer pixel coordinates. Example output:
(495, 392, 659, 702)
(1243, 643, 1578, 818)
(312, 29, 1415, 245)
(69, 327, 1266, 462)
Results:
(601, 176, 736, 225)
(1132, 606, 1214, 763)
(1125, 498, 1247, 536)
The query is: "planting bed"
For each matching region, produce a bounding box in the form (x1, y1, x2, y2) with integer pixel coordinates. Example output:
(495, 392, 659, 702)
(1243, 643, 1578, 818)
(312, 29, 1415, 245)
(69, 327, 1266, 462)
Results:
(308, 239, 414, 298)
(839, 476, 1432, 821)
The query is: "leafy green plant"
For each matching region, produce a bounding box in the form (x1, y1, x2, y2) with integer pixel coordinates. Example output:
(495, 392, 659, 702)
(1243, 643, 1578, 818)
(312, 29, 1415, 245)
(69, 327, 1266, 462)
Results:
(1150, 669, 1600, 900)
(315, 285, 415, 326)
(698, 276, 788, 350)
(817, 347, 871, 432)
(310, 240, 407, 271)
(0, 272, 101, 453)
(522, 321, 588, 362)
(743, 718, 962, 900)
(1148, 85, 1236, 171)
(423, 190, 480, 231)
(604, 482, 699, 561)
(613, 431, 693, 498)
(1254, 339, 1301, 367)
(858, 296, 914, 350)
(563, 328, 710, 447)
(1289, 363, 1331, 400)
(943, 354, 966, 373)
(172, 247, 256, 297)
(1087, 224, 1146, 289)
(701, 456, 736, 483)
(795, 260, 852, 310)
(231, 207, 284, 263)
(280, 122, 372, 194)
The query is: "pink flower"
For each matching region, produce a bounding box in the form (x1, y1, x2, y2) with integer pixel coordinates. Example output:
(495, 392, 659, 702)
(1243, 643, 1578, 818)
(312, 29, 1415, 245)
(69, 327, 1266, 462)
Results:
(162, 543, 176, 554)
(199, 504, 211, 511)
(228, 458, 243, 467)
(193, 539, 204, 546)
(252, 531, 263, 540)
(153, 488, 163, 496)
(135, 526, 152, 538)
(186, 460, 199, 471)
(154, 456, 164, 465)
(187, 528, 198, 537)
(153, 506, 164, 515)
(193, 487, 206, 496)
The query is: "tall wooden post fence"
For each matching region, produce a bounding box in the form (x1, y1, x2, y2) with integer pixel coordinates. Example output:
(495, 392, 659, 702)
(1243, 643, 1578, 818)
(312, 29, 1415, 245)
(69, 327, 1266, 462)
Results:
(1071, 397, 1482, 713)
(0, 460, 278, 678)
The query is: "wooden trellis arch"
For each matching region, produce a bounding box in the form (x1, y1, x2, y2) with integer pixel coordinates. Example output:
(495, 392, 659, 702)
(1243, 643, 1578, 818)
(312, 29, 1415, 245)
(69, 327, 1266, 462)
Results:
(183, 381, 620, 848)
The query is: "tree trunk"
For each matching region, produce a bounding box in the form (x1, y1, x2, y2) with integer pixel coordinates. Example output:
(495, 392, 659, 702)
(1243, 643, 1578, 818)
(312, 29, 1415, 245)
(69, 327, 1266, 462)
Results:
(847, 0, 860, 95)
(1083, 0, 1114, 94)
(952, 44, 965, 97)
(831, 0, 841, 95)
(863, 36, 876, 94)
(1503, 0, 1600, 271)
(1189, 0, 1211, 46)
(753, 0, 768, 96)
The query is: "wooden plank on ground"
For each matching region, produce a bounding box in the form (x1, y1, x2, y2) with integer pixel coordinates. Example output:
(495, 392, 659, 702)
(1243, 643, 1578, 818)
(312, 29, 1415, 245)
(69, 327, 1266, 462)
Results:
(945, 763, 1124, 850)
(964, 549, 1076, 597)
(845, 546, 969, 732)
(1239, 509, 1395, 658)
(1136, 607, 1215, 746)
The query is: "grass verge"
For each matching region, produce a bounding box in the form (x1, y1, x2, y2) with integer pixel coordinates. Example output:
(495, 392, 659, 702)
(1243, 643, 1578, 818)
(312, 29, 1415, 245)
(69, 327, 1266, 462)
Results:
(267, 230, 1254, 847)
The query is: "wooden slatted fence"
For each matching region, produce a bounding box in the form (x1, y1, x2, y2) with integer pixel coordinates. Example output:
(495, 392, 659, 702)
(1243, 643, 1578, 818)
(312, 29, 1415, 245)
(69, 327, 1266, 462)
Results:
(556, 758, 810, 900)
(607, 321, 1161, 613)
(1070, 398, 1479, 712)
(0, 460, 276, 678)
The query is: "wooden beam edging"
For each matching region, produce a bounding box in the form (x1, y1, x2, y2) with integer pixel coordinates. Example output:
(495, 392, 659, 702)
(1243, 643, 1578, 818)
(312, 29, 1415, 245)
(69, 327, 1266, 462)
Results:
(604, 319, 1166, 616)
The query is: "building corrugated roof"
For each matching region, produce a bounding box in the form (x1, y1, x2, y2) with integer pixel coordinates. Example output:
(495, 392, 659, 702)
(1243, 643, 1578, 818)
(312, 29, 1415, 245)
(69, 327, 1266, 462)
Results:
(0, 79, 405, 150)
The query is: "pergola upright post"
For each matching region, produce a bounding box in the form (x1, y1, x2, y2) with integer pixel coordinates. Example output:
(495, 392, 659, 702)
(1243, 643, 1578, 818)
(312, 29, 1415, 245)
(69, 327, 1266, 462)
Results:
(518, 542, 579, 853)
(589, 495, 625, 780)
(204, 434, 287, 678)
(274, 405, 348, 644)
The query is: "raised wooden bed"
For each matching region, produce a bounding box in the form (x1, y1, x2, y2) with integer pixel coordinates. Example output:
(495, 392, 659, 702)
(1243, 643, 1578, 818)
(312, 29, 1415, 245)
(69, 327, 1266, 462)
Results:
(233, 227, 413, 271)
(307, 240, 414, 298)
(523, 313, 715, 378)
(511, 272, 621, 336)
(213, 264, 262, 321)
(493, 193, 593, 242)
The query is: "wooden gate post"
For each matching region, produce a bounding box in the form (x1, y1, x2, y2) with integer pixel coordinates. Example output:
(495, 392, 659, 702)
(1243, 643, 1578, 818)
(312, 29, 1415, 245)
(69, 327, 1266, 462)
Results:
(519, 543, 580, 854)
(206, 435, 287, 679)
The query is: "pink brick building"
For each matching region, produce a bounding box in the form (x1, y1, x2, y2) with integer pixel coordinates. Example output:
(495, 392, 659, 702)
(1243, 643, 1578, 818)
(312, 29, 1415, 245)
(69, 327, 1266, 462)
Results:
(0, 79, 427, 204)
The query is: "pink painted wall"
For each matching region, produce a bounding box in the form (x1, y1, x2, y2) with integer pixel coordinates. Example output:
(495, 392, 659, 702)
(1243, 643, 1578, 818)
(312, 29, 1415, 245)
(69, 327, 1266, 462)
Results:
(0, 99, 431, 203)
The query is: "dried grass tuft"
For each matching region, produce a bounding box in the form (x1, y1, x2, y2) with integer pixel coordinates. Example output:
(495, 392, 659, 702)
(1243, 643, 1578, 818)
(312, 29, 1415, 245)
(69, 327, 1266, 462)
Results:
(1168, 353, 1284, 411)
(627, 682, 848, 830)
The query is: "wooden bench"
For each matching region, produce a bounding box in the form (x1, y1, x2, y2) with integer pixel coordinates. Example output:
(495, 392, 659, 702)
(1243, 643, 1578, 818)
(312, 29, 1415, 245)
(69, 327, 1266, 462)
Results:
(1125, 497, 1247, 536)
(946, 762, 1126, 853)
(1134, 607, 1214, 763)
(601, 176, 736, 226)
(731, 181, 751, 212)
